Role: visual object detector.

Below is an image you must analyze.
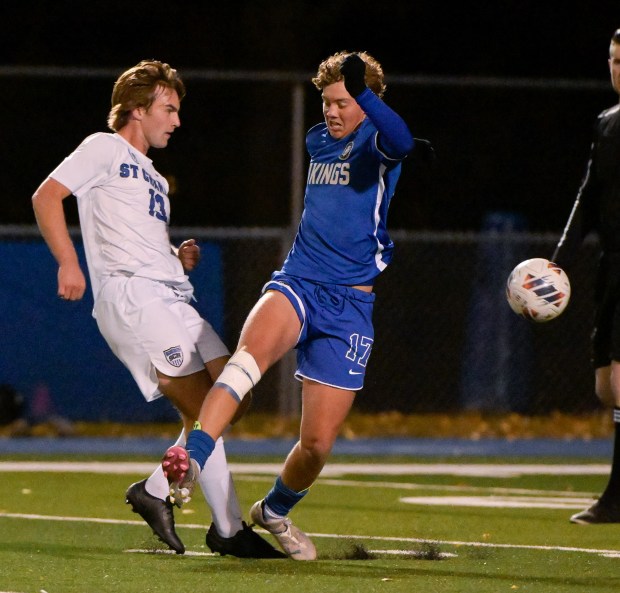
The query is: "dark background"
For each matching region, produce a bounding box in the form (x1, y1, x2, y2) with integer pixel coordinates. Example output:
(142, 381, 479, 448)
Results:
(3, 1, 620, 232)
(1, 1, 616, 419)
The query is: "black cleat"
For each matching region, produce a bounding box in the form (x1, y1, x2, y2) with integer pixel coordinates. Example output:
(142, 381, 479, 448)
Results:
(570, 499, 620, 524)
(125, 479, 185, 554)
(206, 521, 287, 558)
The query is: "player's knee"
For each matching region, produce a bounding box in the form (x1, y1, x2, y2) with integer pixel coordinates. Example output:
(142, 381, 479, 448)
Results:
(597, 366, 620, 407)
(595, 367, 613, 406)
(214, 350, 261, 403)
(595, 380, 617, 407)
(596, 389, 616, 407)
(299, 433, 334, 464)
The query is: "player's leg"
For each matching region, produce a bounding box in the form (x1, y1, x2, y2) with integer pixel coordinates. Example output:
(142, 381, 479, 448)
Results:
(571, 284, 620, 524)
(202, 290, 303, 437)
(205, 355, 252, 425)
(139, 369, 234, 523)
(199, 432, 284, 558)
(283, 381, 356, 491)
(571, 363, 620, 523)
(164, 290, 302, 480)
(595, 364, 614, 407)
(250, 281, 373, 558)
(125, 429, 186, 554)
(94, 281, 189, 553)
(158, 364, 284, 557)
(115, 288, 224, 515)
(250, 381, 355, 560)
(602, 361, 620, 508)
(97, 277, 278, 555)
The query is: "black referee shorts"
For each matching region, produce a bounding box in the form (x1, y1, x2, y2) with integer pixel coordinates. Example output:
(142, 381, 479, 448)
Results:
(592, 254, 620, 368)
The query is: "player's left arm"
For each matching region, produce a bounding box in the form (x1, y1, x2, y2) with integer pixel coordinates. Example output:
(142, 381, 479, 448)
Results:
(175, 239, 201, 271)
(341, 54, 414, 159)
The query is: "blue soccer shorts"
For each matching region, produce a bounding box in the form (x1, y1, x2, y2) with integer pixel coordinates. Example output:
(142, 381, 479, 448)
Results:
(263, 272, 376, 390)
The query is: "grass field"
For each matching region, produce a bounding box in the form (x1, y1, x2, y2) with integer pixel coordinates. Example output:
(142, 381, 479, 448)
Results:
(1, 454, 619, 593)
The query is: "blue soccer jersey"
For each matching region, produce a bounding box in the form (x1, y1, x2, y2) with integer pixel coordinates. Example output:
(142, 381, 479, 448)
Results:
(281, 118, 406, 286)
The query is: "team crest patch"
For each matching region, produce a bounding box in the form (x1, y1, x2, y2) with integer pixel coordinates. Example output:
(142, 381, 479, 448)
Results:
(339, 141, 354, 160)
(164, 345, 184, 368)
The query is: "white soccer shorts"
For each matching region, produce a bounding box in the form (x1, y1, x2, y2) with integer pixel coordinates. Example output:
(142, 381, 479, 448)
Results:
(94, 275, 229, 401)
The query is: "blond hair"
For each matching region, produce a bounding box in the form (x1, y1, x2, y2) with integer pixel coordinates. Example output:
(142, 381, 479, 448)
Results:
(107, 60, 186, 132)
(312, 51, 386, 98)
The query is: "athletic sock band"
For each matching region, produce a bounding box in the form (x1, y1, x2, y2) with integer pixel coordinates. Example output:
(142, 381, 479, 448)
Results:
(185, 429, 215, 471)
(264, 475, 309, 517)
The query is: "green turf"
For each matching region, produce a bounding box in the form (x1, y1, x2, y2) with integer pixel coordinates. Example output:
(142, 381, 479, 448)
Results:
(0, 458, 619, 593)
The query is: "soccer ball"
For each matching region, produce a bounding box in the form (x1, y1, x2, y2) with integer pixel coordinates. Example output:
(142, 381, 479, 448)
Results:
(506, 258, 571, 322)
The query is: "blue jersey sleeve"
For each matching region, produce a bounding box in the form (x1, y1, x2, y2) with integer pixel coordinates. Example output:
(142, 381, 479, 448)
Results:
(354, 88, 414, 159)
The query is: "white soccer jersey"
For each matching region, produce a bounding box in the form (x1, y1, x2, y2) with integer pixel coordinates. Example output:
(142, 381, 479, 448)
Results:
(50, 132, 188, 301)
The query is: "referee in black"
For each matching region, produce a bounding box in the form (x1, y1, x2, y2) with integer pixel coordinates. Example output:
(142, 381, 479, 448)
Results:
(552, 28, 620, 524)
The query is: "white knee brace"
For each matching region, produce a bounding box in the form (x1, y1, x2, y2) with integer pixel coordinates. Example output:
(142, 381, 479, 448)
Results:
(215, 350, 261, 402)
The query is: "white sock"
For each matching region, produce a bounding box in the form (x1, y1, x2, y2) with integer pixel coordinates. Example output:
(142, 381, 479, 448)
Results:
(145, 430, 186, 500)
(198, 436, 243, 538)
(263, 503, 285, 521)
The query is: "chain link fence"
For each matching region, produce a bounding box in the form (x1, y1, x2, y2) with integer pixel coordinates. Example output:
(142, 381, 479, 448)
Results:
(1, 66, 609, 423)
(199, 227, 600, 417)
(0, 226, 601, 421)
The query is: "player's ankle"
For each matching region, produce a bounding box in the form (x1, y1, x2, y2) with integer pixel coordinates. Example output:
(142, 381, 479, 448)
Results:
(185, 429, 215, 470)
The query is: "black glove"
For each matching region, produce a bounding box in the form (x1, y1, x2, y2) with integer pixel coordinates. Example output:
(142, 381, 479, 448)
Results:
(411, 138, 436, 164)
(340, 54, 367, 98)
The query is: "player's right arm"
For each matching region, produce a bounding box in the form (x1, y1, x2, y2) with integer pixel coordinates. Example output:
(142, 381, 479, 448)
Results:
(32, 177, 86, 300)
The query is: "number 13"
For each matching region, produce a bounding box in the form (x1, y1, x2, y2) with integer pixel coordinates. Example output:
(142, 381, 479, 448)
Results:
(149, 188, 168, 222)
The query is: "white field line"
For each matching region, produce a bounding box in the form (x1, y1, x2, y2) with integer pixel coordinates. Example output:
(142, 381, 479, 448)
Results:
(0, 461, 611, 478)
(0, 461, 602, 498)
(125, 548, 215, 556)
(368, 550, 458, 558)
(0, 511, 618, 558)
(398, 495, 595, 509)
(236, 476, 599, 498)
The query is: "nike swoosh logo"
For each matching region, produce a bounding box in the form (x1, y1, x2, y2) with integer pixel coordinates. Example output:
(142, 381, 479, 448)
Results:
(348, 370, 363, 375)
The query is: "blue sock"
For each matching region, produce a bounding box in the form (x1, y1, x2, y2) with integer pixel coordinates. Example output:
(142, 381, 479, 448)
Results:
(264, 475, 308, 517)
(185, 429, 215, 471)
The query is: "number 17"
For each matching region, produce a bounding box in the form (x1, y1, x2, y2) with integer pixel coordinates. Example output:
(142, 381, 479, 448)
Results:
(346, 333, 373, 367)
